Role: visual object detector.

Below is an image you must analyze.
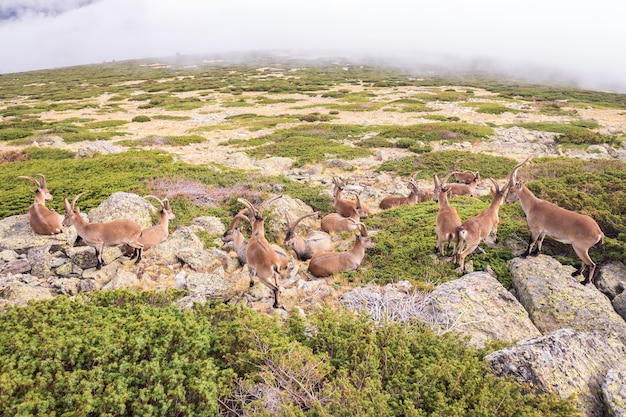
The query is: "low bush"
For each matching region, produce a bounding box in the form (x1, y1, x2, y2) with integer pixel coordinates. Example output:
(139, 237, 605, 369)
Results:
(0, 291, 578, 417)
(132, 115, 151, 122)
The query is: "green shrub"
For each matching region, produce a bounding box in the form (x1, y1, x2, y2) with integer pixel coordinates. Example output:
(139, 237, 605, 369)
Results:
(132, 115, 151, 122)
(0, 292, 578, 417)
(0, 128, 32, 141)
(462, 102, 521, 114)
(377, 122, 494, 144)
(84, 119, 128, 129)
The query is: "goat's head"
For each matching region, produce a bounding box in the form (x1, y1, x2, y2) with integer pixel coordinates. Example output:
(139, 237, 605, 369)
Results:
(62, 192, 87, 226)
(505, 157, 531, 203)
(355, 222, 375, 249)
(222, 209, 249, 242)
(19, 174, 53, 201)
(284, 210, 318, 245)
(432, 172, 456, 202)
(144, 195, 176, 220)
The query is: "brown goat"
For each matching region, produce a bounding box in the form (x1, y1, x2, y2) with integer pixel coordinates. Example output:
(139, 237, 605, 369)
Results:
(308, 222, 374, 277)
(125, 195, 175, 258)
(63, 192, 143, 269)
(332, 175, 370, 218)
(283, 210, 332, 261)
(456, 178, 510, 273)
(379, 172, 430, 209)
(505, 158, 604, 284)
(18, 174, 64, 235)
(237, 195, 287, 308)
(433, 172, 463, 259)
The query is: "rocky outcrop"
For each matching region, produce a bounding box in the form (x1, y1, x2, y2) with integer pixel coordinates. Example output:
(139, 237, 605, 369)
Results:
(485, 329, 626, 417)
(0, 214, 77, 251)
(602, 364, 626, 417)
(508, 255, 626, 344)
(418, 272, 541, 347)
(596, 261, 626, 300)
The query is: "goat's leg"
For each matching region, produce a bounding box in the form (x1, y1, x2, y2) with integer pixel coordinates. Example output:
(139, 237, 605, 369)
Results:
(134, 248, 142, 264)
(95, 244, 104, 270)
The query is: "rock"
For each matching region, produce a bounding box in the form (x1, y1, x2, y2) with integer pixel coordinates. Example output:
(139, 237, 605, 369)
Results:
(0, 250, 19, 262)
(485, 329, 626, 417)
(184, 269, 237, 301)
(103, 270, 139, 290)
(612, 292, 626, 321)
(602, 364, 626, 417)
(150, 226, 203, 264)
(254, 156, 293, 176)
(177, 248, 221, 272)
(66, 246, 98, 269)
(0, 214, 77, 251)
(0, 281, 54, 306)
(77, 141, 122, 158)
(596, 261, 626, 300)
(50, 277, 81, 295)
(82, 260, 122, 289)
(87, 192, 154, 228)
(0, 258, 31, 275)
(508, 255, 626, 344)
(190, 216, 226, 235)
(28, 245, 52, 278)
(418, 272, 541, 347)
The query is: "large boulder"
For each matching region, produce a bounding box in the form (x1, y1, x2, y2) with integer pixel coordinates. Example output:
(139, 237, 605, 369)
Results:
(149, 226, 204, 264)
(0, 214, 77, 252)
(485, 329, 626, 417)
(508, 255, 626, 344)
(87, 192, 154, 228)
(602, 364, 626, 417)
(418, 272, 541, 347)
(596, 261, 626, 300)
(0, 280, 54, 306)
(264, 195, 318, 243)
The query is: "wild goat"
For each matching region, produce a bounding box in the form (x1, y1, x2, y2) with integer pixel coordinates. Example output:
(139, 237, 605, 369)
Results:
(222, 209, 290, 269)
(433, 171, 479, 198)
(433, 172, 463, 259)
(322, 192, 362, 233)
(505, 158, 604, 284)
(18, 174, 64, 235)
(449, 158, 481, 184)
(237, 195, 288, 308)
(332, 175, 370, 218)
(63, 192, 144, 269)
(456, 178, 510, 273)
(308, 222, 374, 277)
(283, 210, 332, 261)
(125, 195, 175, 258)
(379, 172, 430, 209)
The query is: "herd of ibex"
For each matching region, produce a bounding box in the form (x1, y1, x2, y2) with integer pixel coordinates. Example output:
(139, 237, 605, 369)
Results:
(18, 157, 604, 308)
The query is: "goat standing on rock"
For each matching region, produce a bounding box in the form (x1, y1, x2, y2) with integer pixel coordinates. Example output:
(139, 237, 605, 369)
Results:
(18, 174, 64, 235)
(63, 192, 144, 269)
(237, 195, 287, 308)
(505, 158, 604, 284)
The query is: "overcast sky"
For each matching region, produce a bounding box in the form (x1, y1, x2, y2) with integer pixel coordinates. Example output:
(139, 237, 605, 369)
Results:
(1, 0, 626, 92)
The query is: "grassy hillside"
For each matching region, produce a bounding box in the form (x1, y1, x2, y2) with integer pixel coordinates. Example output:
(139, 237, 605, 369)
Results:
(2, 56, 624, 415)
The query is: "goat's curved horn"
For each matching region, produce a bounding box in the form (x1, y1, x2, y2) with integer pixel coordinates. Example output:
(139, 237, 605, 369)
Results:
(143, 195, 165, 208)
(237, 198, 257, 218)
(488, 178, 500, 194)
(36, 174, 47, 188)
(229, 210, 251, 229)
(258, 195, 282, 216)
(442, 171, 457, 184)
(509, 157, 532, 185)
(18, 176, 40, 187)
(291, 211, 319, 231)
(71, 192, 87, 210)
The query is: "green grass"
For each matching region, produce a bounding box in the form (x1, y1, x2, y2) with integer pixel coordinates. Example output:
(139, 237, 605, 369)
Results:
(508, 121, 618, 145)
(461, 102, 522, 114)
